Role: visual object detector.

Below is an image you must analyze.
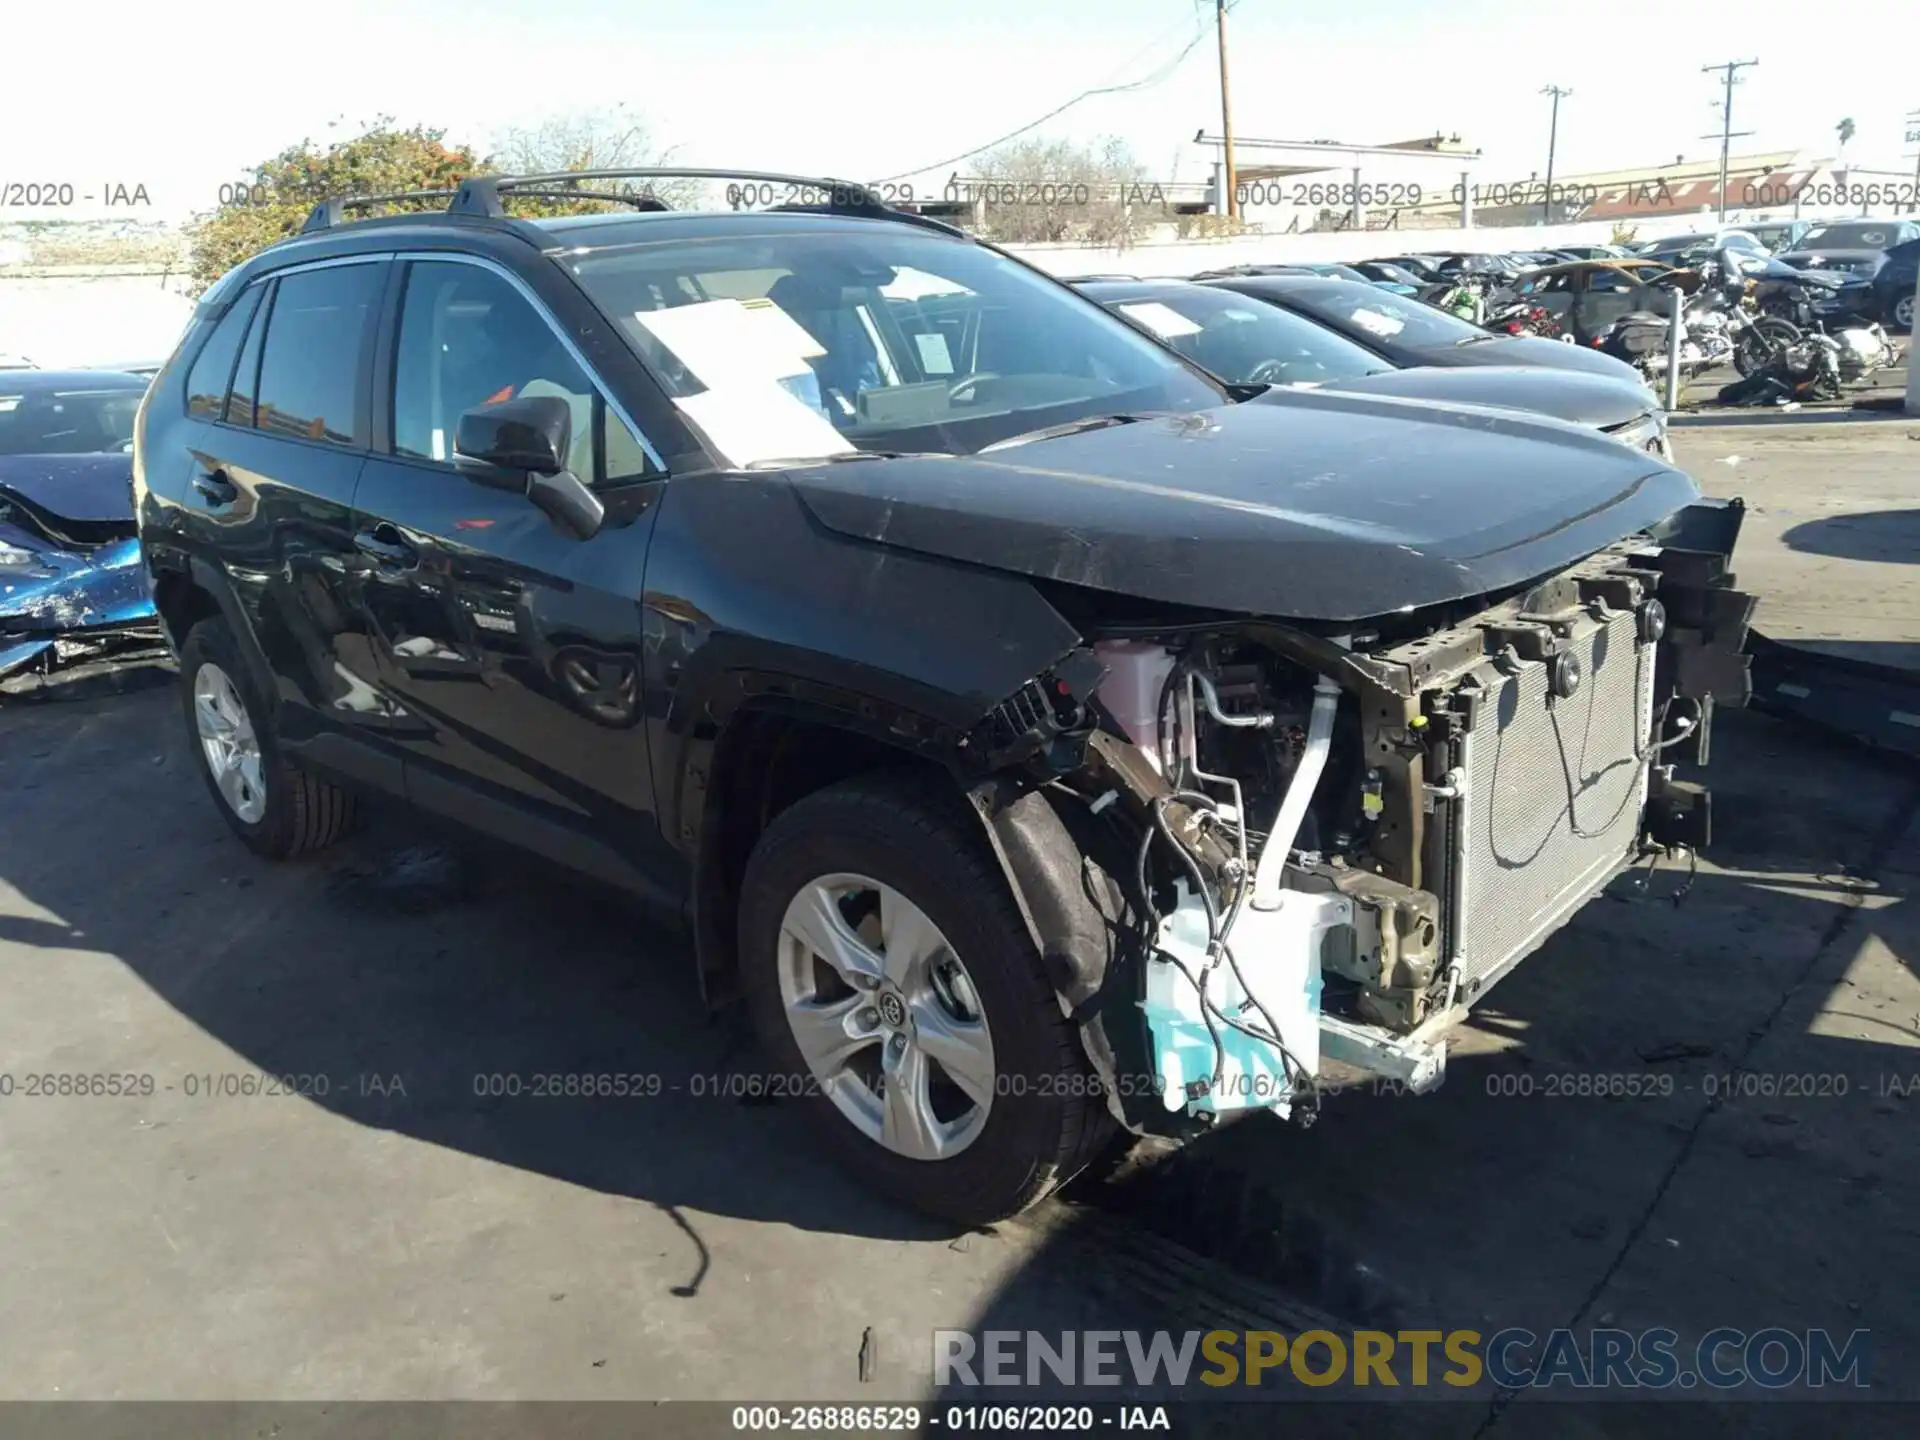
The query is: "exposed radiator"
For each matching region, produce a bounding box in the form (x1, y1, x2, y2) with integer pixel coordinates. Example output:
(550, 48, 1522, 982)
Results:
(1448, 609, 1655, 995)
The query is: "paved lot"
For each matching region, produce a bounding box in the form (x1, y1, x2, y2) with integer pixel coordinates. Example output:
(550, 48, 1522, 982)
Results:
(1673, 419, 1920, 669)
(1, 419, 1916, 1432)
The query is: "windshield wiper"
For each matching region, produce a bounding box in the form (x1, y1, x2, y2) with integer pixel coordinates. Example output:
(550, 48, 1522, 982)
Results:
(741, 449, 927, 470)
(976, 412, 1156, 454)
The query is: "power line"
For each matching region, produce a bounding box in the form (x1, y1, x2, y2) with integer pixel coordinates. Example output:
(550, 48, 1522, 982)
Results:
(872, 2, 1224, 183)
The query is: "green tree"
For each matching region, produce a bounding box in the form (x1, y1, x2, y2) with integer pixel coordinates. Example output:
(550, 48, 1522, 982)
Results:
(183, 110, 688, 296)
(184, 120, 482, 296)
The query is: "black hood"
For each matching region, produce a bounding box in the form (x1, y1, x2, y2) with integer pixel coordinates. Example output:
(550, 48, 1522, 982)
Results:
(1319, 365, 1654, 429)
(787, 389, 1697, 623)
(1777, 250, 1886, 277)
(1410, 333, 1648, 382)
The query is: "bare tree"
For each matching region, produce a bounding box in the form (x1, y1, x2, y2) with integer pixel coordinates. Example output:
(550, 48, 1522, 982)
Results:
(964, 137, 1161, 247)
(488, 104, 698, 211)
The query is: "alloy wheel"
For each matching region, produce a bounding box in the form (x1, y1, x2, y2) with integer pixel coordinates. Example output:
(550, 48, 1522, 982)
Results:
(777, 873, 994, 1161)
(192, 662, 267, 824)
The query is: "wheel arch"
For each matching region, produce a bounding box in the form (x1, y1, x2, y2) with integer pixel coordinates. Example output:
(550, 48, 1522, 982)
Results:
(690, 693, 963, 1011)
(150, 556, 280, 710)
(690, 691, 1162, 1138)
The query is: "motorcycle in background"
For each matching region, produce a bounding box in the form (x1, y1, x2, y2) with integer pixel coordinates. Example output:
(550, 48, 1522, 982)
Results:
(1424, 276, 1490, 324)
(1482, 299, 1568, 339)
(1596, 256, 1798, 382)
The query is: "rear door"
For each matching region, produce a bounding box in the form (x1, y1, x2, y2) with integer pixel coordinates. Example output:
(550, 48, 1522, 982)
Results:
(350, 254, 678, 897)
(175, 256, 402, 790)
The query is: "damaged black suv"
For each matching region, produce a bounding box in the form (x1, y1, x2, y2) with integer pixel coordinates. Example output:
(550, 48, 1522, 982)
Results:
(134, 171, 1754, 1225)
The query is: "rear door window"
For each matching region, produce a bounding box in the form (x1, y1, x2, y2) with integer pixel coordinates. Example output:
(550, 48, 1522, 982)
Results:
(251, 263, 383, 447)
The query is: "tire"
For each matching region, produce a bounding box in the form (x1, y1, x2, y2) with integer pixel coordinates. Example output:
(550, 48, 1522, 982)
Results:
(1734, 316, 1801, 378)
(737, 774, 1114, 1226)
(177, 616, 356, 860)
(1891, 292, 1915, 335)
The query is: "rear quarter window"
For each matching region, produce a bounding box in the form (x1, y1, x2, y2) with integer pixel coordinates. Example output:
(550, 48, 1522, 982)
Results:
(184, 285, 264, 420)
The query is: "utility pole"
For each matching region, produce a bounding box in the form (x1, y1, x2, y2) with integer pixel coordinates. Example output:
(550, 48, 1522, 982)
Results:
(1701, 59, 1758, 223)
(1906, 109, 1920, 215)
(1540, 86, 1570, 226)
(1217, 0, 1238, 221)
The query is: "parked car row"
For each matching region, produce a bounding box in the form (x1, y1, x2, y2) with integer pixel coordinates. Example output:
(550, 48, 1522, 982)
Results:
(1209, 223, 1917, 334)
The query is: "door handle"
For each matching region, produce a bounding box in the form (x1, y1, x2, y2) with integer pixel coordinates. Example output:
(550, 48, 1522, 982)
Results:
(191, 468, 237, 505)
(353, 527, 417, 567)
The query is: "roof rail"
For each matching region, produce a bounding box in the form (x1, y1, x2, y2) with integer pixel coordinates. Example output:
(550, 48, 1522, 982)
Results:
(447, 168, 891, 219)
(302, 167, 974, 241)
(300, 189, 460, 234)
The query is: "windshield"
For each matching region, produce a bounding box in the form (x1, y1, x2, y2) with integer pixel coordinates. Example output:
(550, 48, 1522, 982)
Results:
(1300, 263, 1373, 284)
(1094, 286, 1393, 386)
(563, 229, 1226, 466)
(1271, 280, 1486, 348)
(1798, 223, 1899, 251)
(1364, 263, 1420, 286)
(0, 383, 143, 455)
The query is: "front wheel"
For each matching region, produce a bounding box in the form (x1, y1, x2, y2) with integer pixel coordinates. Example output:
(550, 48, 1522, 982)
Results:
(1734, 316, 1802, 377)
(738, 775, 1114, 1226)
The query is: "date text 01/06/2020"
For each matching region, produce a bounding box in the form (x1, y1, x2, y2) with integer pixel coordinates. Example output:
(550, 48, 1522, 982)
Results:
(727, 1404, 1172, 1432)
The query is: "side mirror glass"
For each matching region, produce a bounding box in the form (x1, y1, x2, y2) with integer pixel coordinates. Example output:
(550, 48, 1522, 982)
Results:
(455, 395, 572, 474)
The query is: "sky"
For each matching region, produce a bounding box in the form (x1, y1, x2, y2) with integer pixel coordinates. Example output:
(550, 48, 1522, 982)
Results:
(5, 0, 1916, 223)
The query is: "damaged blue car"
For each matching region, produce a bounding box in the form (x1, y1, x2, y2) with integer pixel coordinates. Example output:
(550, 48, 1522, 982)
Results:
(0, 369, 163, 683)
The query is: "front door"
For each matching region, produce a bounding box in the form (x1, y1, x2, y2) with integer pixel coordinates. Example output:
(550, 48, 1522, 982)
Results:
(351, 256, 678, 897)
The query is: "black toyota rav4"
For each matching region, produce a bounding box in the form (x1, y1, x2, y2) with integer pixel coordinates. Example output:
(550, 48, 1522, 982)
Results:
(134, 171, 1754, 1225)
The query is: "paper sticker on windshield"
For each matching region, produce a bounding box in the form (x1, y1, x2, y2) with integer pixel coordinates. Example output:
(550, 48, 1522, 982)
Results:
(633, 298, 822, 388)
(1348, 307, 1406, 337)
(674, 382, 855, 470)
(1118, 302, 1204, 339)
(915, 332, 955, 375)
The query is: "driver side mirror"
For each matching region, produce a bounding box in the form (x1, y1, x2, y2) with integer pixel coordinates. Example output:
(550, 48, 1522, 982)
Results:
(454, 396, 604, 541)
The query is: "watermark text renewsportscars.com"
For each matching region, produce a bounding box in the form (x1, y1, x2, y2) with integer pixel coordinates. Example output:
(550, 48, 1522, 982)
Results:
(935, 1327, 1871, 1392)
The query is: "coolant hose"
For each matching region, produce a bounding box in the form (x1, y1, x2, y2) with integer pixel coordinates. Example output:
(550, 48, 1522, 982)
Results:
(1249, 673, 1342, 911)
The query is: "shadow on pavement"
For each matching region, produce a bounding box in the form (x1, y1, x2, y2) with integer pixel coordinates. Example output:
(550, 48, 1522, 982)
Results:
(0, 682, 944, 1257)
(1780, 509, 1920, 565)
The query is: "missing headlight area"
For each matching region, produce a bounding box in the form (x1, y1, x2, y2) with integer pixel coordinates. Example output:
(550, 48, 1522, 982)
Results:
(969, 508, 1755, 1134)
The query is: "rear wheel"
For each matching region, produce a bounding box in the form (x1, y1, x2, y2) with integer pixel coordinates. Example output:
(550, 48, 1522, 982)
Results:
(1734, 316, 1801, 377)
(178, 617, 356, 859)
(1891, 292, 1915, 335)
(738, 775, 1113, 1226)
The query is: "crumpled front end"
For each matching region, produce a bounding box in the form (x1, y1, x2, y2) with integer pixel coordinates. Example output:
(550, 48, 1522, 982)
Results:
(958, 498, 1755, 1133)
(0, 525, 161, 682)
